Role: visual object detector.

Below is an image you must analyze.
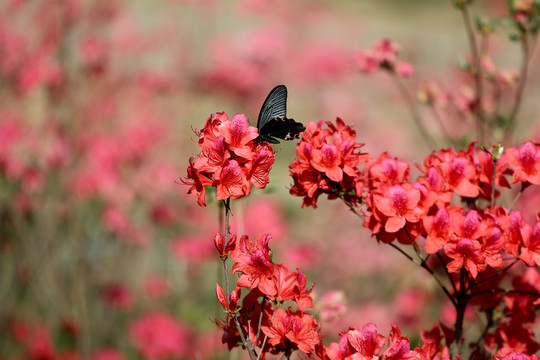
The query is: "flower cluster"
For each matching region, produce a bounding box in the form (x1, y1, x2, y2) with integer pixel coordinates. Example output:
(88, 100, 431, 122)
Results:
(287, 120, 540, 356)
(289, 118, 367, 208)
(354, 39, 415, 77)
(216, 230, 530, 360)
(215, 233, 320, 356)
(326, 323, 446, 360)
(182, 112, 275, 207)
(215, 231, 459, 360)
(362, 141, 540, 282)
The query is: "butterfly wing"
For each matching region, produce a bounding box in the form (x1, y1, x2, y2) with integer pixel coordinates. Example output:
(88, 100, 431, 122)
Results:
(257, 85, 305, 144)
(258, 117, 305, 144)
(257, 85, 288, 130)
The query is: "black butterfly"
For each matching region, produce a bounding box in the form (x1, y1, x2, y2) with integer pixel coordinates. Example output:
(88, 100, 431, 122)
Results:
(256, 85, 305, 144)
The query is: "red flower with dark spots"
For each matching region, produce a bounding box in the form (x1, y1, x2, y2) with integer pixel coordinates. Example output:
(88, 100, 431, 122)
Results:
(218, 113, 258, 159)
(273, 264, 313, 310)
(367, 153, 410, 188)
(214, 233, 236, 259)
(444, 238, 486, 278)
(181, 156, 213, 207)
(451, 210, 483, 243)
(311, 143, 343, 182)
(215, 159, 250, 200)
(371, 183, 423, 233)
(289, 119, 366, 207)
(507, 141, 540, 184)
(216, 284, 241, 313)
(383, 325, 416, 360)
(231, 234, 277, 296)
(423, 148, 480, 198)
(195, 136, 229, 174)
(261, 308, 320, 355)
(182, 112, 275, 206)
(345, 323, 386, 358)
(247, 142, 275, 189)
(500, 210, 526, 257)
(423, 206, 460, 253)
(520, 222, 540, 266)
(129, 311, 189, 359)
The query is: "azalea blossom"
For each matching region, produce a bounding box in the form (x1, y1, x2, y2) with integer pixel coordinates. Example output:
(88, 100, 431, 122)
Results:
(181, 112, 276, 206)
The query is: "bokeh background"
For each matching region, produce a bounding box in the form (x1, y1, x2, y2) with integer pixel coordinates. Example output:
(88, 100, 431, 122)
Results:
(1, 0, 539, 359)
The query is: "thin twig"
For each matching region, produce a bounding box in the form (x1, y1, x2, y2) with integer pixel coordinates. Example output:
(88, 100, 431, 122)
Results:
(253, 296, 267, 349)
(257, 303, 275, 360)
(504, 34, 532, 142)
(490, 155, 497, 208)
(430, 105, 452, 143)
(474, 259, 519, 286)
(390, 71, 438, 150)
(509, 182, 530, 211)
(469, 288, 540, 299)
(459, 4, 486, 141)
(220, 198, 258, 360)
(388, 242, 457, 307)
(436, 251, 458, 297)
(468, 309, 494, 360)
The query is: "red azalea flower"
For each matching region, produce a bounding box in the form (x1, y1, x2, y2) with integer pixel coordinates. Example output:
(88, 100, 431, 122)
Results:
(374, 38, 399, 64)
(499, 209, 525, 257)
(248, 142, 275, 189)
(261, 308, 320, 355)
(218, 113, 258, 159)
(195, 135, 230, 175)
(418, 167, 453, 205)
(354, 49, 381, 74)
(197, 112, 228, 147)
(215, 159, 251, 200)
(183, 112, 274, 206)
(507, 141, 540, 185)
(289, 119, 365, 208)
(311, 143, 343, 182)
(11, 320, 56, 360)
(383, 325, 416, 360)
(520, 222, 540, 266)
(485, 320, 540, 356)
(180, 156, 213, 207)
(231, 234, 277, 296)
(214, 233, 236, 259)
(216, 284, 241, 313)
(424, 148, 479, 198)
(286, 311, 320, 354)
(423, 206, 460, 254)
(371, 183, 423, 233)
(129, 311, 189, 359)
(261, 308, 290, 348)
(367, 153, 410, 188)
(494, 351, 540, 360)
(444, 238, 486, 278)
(479, 212, 505, 269)
(346, 323, 387, 358)
(102, 283, 134, 310)
(326, 330, 358, 359)
(273, 264, 313, 310)
(450, 210, 483, 242)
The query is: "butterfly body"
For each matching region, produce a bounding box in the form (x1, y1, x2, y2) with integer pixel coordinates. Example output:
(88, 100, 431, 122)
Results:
(256, 85, 305, 144)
